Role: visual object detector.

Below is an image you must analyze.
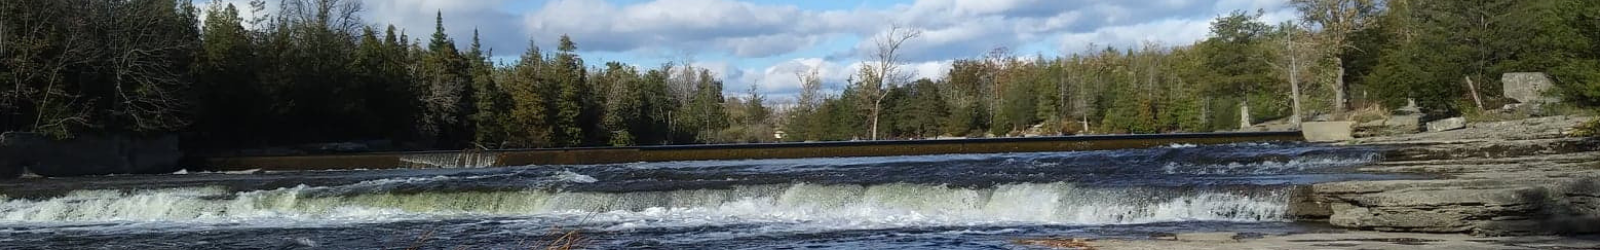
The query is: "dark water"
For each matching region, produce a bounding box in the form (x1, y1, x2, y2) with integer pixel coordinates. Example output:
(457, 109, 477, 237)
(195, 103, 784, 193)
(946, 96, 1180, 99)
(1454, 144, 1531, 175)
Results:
(0, 143, 1404, 249)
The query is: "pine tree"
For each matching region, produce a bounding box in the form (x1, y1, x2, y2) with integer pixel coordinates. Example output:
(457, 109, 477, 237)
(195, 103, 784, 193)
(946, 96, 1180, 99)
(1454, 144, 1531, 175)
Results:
(419, 11, 471, 148)
(508, 40, 553, 147)
(466, 29, 513, 148)
(195, 3, 260, 146)
(553, 35, 587, 147)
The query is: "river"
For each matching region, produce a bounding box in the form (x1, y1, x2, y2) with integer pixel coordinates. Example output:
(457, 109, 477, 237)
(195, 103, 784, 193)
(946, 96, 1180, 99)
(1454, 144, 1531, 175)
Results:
(0, 142, 1404, 249)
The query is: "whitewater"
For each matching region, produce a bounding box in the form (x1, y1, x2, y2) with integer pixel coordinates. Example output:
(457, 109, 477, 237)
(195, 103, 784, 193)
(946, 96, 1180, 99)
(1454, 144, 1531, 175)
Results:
(0, 142, 1400, 249)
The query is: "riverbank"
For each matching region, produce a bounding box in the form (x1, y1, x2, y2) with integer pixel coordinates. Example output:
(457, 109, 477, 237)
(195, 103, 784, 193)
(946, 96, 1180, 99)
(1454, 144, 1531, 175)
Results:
(1041, 115, 1600, 249)
(1305, 116, 1599, 236)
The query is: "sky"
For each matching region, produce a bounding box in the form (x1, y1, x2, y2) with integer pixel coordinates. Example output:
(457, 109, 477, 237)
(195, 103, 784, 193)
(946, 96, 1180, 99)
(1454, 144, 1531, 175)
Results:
(198, 0, 1298, 102)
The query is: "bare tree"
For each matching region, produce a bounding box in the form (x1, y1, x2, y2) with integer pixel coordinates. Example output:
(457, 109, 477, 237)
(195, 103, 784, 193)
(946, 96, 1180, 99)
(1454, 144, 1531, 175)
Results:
(666, 52, 699, 107)
(1292, 0, 1379, 113)
(3, 0, 197, 136)
(1271, 21, 1317, 127)
(279, 0, 363, 34)
(857, 24, 921, 140)
(794, 64, 823, 111)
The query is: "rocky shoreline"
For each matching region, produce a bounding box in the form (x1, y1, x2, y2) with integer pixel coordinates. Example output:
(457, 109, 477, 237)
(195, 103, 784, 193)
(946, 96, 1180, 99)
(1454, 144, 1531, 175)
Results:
(1299, 116, 1600, 236)
(1044, 116, 1600, 249)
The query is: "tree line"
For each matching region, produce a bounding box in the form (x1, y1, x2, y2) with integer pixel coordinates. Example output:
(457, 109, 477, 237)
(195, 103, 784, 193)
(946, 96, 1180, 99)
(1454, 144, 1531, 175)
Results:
(2, 0, 1597, 150)
(784, 0, 1600, 140)
(2, 0, 771, 149)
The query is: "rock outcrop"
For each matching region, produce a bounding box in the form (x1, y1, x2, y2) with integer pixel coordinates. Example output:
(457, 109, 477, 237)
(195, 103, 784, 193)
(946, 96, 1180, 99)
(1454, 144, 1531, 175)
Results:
(1502, 72, 1558, 104)
(0, 132, 183, 178)
(1298, 130, 1600, 236)
(1306, 178, 1600, 236)
(1425, 117, 1467, 132)
(1303, 121, 1356, 142)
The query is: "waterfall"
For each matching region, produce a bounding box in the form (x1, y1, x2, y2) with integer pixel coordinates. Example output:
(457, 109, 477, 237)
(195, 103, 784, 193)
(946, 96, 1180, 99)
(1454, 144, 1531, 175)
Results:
(398, 151, 498, 169)
(0, 181, 1289, 226)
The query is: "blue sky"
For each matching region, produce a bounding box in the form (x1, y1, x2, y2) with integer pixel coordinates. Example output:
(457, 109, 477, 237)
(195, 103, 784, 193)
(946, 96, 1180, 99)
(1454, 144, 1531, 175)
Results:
(201, 0, 1298, 101)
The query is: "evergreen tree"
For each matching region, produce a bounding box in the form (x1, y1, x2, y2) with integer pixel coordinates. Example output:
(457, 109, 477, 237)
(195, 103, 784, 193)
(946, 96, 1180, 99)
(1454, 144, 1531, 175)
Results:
(195, 3, 261, 146)
(419, 11, 471, 148)
(552, 35, 588, 147)
(466, 29, 513, 148)
(507, 40, 554, 147)
(600, 62, 641, 146)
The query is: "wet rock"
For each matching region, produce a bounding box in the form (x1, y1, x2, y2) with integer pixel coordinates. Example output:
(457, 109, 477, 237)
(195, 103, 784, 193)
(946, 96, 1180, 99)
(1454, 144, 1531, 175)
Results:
(1287, 186, 1332, 219)
(1426, 117, 1467, 132)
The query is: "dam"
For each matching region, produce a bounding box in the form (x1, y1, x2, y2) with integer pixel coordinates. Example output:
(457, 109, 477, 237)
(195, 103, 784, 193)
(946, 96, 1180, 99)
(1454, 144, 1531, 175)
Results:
(206, 131, 1305, 171)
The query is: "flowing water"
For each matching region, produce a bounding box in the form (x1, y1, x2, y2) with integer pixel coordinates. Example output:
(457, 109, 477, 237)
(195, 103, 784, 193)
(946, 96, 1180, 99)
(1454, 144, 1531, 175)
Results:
(0, 143, 1404, 249)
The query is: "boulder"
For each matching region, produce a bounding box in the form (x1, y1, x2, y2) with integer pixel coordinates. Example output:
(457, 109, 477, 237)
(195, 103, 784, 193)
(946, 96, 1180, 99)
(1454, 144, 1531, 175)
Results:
(0, 132, 184, 177)
(1502, 72, 1559, 104)
(1427, 117, 1467, 132)
(1385, 114, 1424, 132)
(1303, 121, 1356, 142)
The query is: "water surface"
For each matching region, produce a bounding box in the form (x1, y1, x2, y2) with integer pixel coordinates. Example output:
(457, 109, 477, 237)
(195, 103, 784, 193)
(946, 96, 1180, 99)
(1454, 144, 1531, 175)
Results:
(0, 143, 1404, 249)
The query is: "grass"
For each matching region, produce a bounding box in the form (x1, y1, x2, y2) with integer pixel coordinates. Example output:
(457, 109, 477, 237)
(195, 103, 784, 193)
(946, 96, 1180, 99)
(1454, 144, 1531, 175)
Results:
(1342, 105, 1390, 123)
(1462, 107, 1531, 123)
(1573, 118, 1600, 138)
(538, 228, 586, 250)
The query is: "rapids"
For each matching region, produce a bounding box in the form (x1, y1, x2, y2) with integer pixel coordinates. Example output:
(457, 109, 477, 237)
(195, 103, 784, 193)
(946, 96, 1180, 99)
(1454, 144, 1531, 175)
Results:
(0, 142, 1406, 249)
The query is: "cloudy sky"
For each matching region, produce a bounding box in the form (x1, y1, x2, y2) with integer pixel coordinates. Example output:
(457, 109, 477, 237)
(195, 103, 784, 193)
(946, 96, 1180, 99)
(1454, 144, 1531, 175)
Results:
(201, 0, 1297, 101)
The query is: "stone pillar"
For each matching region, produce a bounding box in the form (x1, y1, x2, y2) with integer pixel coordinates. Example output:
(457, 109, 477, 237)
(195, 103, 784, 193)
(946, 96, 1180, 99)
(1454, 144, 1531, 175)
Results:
(1240, 103, 1253, 129)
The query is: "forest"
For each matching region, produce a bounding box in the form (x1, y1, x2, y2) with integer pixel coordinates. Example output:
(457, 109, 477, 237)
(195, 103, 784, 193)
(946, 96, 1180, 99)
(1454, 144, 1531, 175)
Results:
(2, 0, 1598, 150)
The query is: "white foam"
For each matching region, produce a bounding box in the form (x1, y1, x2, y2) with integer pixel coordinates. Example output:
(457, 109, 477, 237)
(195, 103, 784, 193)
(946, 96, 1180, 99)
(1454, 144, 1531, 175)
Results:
(553, 170, 598, 183)
(1161, 154, 1379, 175)
(0, 182, 1288, 234)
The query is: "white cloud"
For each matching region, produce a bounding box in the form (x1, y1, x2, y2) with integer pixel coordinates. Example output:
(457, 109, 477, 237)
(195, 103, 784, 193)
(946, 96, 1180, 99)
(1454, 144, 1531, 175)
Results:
(362, 0, 523, 54)
(1059, 18, 1214, 54)
(196, 0, 277, 28)
(201, 0, 1298, 97)
(522, 0, 841, 57)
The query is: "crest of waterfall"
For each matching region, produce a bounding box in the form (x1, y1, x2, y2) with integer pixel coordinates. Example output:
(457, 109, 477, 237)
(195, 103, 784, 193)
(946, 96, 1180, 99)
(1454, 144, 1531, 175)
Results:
(398, 151, 499, 169)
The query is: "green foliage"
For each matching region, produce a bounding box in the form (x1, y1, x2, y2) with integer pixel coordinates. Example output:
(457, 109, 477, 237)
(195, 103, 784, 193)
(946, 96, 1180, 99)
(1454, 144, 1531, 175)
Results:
(194, 3, 261, 145)
(552, 35, 589, 147)
(13, 0, 1600, 151)
(677, 69, 730, 143)
(888, 79, 949, 138)
(1547, 0, 1600, 106)
(417, 11, 472, 148)
(467, 30, 514, 148)
(1573, 118, 1600, 138)
(505, 41, 553, 148)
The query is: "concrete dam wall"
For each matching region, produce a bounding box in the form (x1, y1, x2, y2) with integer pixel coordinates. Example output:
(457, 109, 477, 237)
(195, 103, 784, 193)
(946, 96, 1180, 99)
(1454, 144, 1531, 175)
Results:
(206, 131, 1305, 171)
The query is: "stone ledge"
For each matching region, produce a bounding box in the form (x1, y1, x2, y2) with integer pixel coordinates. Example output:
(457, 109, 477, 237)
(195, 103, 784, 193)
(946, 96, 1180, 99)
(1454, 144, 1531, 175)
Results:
(1301, 178, 1600, 236)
